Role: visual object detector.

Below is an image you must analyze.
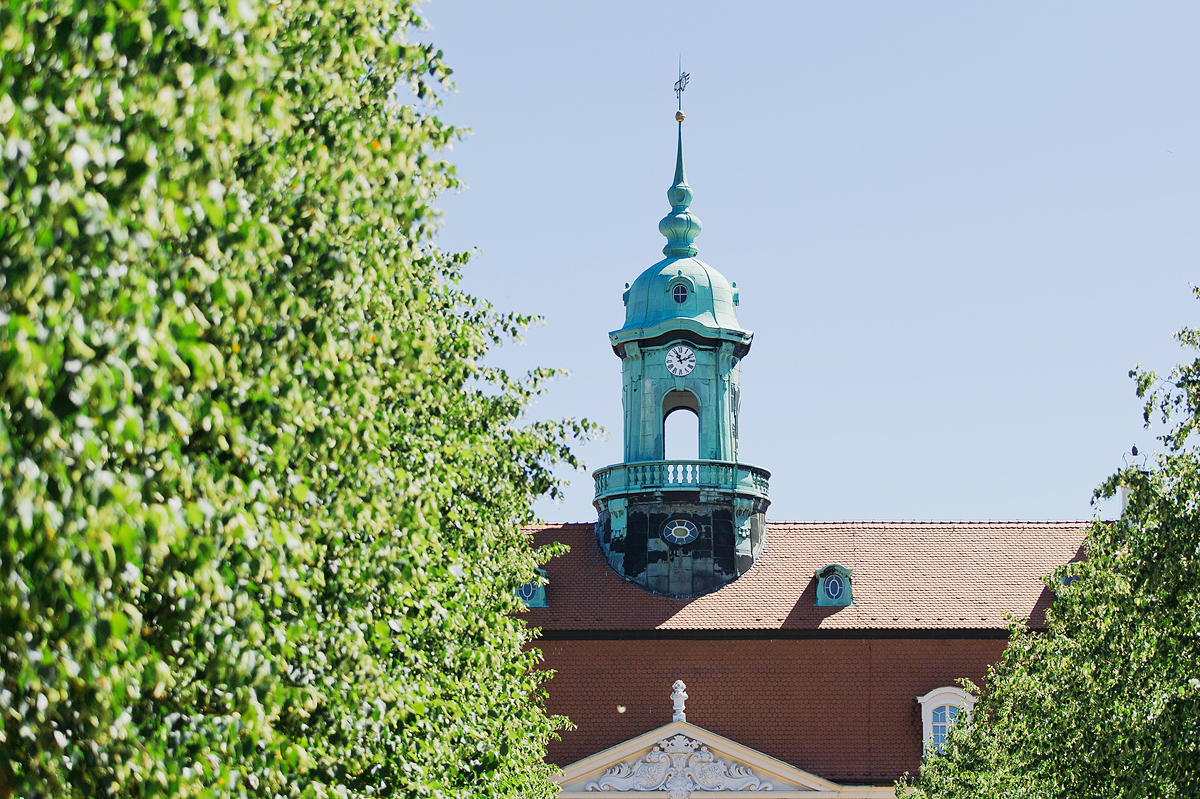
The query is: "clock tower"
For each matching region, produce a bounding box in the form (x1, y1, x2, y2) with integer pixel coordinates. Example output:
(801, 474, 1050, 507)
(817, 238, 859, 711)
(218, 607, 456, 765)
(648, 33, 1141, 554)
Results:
(593, 97, 771, 597)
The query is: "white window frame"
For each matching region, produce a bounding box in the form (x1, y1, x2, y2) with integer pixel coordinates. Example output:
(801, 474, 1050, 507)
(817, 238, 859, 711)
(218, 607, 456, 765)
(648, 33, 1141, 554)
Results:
(916, 686, 976, 755)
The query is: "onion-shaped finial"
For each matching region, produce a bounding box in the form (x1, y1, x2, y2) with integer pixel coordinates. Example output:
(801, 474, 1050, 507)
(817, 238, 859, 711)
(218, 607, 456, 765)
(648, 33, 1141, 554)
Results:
(659, 123, 701, 257)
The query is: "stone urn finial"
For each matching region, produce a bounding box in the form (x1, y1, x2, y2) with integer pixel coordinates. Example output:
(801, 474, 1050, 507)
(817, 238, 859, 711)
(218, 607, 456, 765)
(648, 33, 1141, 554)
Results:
(671, 680, 688, 722)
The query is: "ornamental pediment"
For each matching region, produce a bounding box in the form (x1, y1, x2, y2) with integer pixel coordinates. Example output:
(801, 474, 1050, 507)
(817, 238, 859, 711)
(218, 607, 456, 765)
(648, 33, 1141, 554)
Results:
(586, 731, 770, 796)
(555, 719, 894, 798)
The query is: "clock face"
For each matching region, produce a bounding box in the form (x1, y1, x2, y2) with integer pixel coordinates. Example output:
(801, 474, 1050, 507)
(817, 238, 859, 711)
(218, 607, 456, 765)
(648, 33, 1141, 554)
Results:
(665, 345, 697, 377)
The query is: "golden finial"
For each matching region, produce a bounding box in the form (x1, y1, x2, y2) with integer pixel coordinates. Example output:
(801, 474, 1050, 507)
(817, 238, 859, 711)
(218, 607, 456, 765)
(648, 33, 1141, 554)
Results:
(675, 110, 685, 122)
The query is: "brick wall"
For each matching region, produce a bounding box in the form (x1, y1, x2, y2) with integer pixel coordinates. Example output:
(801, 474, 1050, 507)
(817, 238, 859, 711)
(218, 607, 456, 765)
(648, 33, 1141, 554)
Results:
(535, 637, 1006, 785)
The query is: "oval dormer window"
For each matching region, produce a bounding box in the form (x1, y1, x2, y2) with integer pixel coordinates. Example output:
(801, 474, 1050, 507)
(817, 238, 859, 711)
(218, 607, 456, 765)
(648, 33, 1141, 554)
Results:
(815, 563, 853, 607)
(514, 568, 548, 608)
(672, 285, 688, 304)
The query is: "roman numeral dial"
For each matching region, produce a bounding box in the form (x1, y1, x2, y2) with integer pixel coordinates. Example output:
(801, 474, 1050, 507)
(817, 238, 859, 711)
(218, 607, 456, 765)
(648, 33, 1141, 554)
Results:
(665, 345, 697, 377)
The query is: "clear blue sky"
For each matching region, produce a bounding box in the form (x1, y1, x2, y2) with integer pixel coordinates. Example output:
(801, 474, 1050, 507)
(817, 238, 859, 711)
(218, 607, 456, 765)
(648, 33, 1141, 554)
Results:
(421, 1, 1200, 523)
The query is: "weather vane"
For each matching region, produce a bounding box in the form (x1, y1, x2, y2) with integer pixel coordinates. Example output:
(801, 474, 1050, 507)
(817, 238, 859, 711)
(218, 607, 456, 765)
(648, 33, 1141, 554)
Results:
(674, 59, 689, 120)
(672, 66, 691, 109)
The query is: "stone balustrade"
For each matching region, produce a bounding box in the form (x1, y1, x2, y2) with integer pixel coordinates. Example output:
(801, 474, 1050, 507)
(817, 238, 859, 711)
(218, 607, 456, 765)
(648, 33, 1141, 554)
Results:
(593, 460, 770, 502)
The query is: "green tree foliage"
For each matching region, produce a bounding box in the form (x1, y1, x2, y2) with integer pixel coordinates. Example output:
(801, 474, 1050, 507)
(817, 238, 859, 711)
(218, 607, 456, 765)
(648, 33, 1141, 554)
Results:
(0, 0, 587, 796)
(903, 294, 1200, 799)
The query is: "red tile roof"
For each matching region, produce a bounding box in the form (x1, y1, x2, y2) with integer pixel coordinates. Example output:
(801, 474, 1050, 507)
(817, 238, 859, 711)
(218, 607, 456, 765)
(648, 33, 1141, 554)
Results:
(524, 521, 1088, 631)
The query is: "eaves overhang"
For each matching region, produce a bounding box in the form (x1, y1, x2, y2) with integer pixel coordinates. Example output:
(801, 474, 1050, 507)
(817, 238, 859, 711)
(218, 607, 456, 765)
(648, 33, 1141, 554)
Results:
(610, 320, 753, 358)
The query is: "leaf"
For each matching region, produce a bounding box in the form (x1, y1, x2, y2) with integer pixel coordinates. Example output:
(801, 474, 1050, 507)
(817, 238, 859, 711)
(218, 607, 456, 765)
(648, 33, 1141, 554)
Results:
(109, 610, 127, 642)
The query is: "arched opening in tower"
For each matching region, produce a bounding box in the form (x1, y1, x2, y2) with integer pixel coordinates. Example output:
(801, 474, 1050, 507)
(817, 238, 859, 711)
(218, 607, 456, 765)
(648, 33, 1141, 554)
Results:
(663, 408, 699, 461)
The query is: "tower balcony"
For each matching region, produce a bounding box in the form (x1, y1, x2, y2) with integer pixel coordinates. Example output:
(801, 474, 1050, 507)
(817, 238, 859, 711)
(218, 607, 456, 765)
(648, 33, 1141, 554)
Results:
(593, 460, 770, 503)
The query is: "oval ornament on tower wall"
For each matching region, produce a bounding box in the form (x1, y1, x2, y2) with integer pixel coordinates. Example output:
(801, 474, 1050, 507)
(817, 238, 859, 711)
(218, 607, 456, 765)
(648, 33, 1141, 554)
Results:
(662, 518, 699, 545)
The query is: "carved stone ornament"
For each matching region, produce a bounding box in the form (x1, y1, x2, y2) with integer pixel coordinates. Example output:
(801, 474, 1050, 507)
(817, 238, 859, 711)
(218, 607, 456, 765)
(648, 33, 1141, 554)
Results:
(733, 497, 755, 540)
(585, 734, 772, 798)
(671, 679, 688, 722)
(608, 498, 629, 541)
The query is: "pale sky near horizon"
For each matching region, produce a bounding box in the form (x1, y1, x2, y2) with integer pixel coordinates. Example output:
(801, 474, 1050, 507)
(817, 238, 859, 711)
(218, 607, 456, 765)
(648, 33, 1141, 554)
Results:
(419, 1, 1200, 523)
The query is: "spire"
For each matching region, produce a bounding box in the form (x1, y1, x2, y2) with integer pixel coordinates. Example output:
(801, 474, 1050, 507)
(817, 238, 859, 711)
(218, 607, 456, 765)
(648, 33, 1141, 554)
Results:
(669, 123, 693, 209)
(660, 67, 702, 258)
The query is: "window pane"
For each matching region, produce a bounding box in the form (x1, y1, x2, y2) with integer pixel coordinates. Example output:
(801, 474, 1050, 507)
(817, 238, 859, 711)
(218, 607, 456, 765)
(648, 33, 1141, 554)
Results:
(930, 704, 958, 753)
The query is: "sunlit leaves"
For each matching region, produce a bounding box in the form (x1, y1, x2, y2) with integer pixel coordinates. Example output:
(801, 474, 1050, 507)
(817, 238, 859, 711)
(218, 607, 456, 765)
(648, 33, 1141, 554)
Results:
(0, 0, 585, 796)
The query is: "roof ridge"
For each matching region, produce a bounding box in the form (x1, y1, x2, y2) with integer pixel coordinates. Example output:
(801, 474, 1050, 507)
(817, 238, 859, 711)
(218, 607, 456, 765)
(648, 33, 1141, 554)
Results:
(754, 520, 1092, 526)
(527, 520, 1095, 526)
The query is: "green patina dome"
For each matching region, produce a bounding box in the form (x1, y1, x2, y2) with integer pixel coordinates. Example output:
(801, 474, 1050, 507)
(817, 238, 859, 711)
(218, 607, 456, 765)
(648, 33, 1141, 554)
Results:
(610, 124, 753, 356)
